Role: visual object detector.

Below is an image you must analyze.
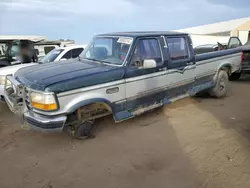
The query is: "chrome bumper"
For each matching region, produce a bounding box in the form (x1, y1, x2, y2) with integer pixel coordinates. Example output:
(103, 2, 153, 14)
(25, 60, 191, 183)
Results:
(24, 111, 67, 132)
(3, 75, 25, 113)
(4, 75, 67, 132)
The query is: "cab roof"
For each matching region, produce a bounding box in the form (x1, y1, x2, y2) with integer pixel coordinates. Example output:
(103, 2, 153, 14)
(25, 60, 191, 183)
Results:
(96, 31, 187, 38)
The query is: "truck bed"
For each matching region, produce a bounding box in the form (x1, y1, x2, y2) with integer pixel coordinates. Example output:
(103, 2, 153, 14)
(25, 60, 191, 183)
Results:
(195, 47, 242, 75)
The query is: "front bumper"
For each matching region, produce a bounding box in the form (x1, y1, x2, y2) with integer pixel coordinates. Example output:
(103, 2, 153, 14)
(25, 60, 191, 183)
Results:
(4, 75, 67, 132)
(24, 111, 67, 132)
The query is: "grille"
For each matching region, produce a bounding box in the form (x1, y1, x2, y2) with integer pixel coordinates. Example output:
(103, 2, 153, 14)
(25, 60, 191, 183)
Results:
(5, 78, 18, 104)
(5, 76, 25, 108)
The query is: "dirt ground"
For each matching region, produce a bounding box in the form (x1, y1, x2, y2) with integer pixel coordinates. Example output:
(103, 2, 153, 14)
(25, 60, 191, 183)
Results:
(2, 76, 250, 188)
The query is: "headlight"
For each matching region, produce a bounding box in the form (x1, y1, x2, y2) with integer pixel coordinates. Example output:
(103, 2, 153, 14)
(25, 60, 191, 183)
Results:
(0, 75, 5, 85)
(0, 75, 11, 86)
(30, 92, 58, 111)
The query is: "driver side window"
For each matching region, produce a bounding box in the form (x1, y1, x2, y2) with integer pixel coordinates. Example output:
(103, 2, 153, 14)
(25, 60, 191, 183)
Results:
(130, 38, 162, 68)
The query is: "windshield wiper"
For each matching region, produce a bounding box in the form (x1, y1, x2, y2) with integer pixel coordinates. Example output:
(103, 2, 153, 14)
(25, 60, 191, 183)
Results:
(83, 58, 105, 64)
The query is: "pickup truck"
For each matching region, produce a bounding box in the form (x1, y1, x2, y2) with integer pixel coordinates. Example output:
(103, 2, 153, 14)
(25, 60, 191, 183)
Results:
(3, 31, 242, 139)
(0, 45, 86, 100)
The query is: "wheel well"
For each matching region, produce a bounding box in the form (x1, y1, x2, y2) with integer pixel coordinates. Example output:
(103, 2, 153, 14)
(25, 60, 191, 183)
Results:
(220, 65, 232, 76)
(66, 102, 113, 125)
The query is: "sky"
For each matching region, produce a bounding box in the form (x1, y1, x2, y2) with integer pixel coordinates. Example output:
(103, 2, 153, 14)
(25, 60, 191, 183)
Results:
(0, 0, 249, 44)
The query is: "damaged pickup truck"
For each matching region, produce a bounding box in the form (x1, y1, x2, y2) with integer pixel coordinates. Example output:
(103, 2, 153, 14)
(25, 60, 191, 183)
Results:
(4, 31, 242, 138)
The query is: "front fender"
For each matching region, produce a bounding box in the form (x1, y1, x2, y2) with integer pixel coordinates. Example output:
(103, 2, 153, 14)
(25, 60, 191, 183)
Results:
(67, 98, 113, 113)
(57, 91, 115, 115)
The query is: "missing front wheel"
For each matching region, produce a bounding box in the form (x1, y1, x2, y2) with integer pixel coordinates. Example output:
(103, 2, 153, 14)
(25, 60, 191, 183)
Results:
(69, 121, 95, 140)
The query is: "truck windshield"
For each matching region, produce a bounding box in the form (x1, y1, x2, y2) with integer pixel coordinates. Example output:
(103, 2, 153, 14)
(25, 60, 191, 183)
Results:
(80, 37, 133, 65)
(40, 49, 63, 63)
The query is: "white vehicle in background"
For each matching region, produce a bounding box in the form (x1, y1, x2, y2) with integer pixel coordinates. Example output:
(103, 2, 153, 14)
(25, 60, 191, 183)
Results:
(0, 45, 86, 100)
(35, 39, 76, 60)
(39, 45, 86, 63)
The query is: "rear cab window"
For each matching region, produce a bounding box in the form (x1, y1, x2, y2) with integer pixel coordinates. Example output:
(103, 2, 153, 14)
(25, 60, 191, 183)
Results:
(165, 36, 191, 68)
(167, 37, 189, 60)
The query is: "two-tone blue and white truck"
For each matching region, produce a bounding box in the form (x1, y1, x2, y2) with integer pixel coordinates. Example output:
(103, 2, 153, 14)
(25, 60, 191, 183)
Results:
(4, 31, 242, 138)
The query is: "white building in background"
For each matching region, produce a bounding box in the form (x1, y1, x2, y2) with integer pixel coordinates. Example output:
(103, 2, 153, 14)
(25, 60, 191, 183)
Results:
(175, 17, 250, 45)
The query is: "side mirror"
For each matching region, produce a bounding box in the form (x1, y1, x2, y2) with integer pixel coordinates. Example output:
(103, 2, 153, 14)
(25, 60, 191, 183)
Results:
(60, 58, 67, 61)
(143, 59, 157, 69)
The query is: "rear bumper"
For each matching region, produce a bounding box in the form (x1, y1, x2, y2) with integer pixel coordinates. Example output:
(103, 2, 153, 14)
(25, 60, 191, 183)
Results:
(241, 67, 250, 73)
(24, 111, 67, 132)
(241, 63, 250, 73)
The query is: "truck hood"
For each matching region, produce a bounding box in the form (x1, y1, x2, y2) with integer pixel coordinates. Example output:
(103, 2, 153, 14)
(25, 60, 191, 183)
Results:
(0, 63, 37, 76)
(15, 59, 125, 93)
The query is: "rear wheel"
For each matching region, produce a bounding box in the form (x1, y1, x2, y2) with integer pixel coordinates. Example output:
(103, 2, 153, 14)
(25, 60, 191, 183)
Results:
(209, 70, 228, 98)
(229, 72, 241, 81)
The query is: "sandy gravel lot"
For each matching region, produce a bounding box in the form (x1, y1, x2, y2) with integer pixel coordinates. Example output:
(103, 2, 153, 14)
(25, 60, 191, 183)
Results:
(1, 76, 250, 188)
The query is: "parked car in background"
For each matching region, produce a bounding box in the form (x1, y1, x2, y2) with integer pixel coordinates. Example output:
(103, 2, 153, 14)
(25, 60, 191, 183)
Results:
(189, 34, 230, 48)
(194, 43, 227, 54)
(0, 36, 77, 66)
(238, 42, 250, 79)
(194, 37, 243, 55)
(3, 31, 244, 139)
(0, 36, 46, 67)
(39, 45, 86, 63)
(35, 39, 76, 60)
(0, 45, 86, 100)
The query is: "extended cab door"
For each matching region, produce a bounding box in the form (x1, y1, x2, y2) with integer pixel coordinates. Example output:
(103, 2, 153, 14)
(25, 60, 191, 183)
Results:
(125, 37, 168, 110)
(165, 35, 196, 100)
